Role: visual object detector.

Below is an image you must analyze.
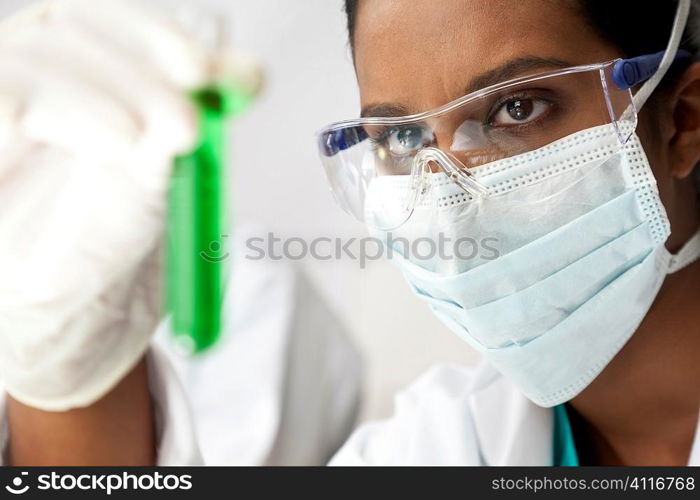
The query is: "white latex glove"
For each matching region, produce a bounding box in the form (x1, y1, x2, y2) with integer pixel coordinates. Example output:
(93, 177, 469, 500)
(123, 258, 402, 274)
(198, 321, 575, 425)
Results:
(0, 0, 258, 411)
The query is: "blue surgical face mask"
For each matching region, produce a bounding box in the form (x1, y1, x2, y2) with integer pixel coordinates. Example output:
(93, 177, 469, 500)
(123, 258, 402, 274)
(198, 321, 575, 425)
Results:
(365, 1, 700, 407)
(369, 124, 700, 406)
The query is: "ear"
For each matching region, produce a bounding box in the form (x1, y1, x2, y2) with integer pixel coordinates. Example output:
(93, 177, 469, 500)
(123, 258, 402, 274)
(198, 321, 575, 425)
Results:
(669, 62, 700, 180)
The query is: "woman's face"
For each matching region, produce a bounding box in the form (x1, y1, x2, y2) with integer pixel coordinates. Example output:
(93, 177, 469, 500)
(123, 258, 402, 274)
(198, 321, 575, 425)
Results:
(352, 0, 698, 248)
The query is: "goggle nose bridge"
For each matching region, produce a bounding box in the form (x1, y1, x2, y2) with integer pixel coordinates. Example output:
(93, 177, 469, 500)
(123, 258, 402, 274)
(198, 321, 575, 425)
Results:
(410, 147, 489, 207)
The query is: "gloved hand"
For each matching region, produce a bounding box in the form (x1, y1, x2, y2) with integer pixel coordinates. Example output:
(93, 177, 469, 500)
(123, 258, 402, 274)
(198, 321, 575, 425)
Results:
(0, 0, 260, 411)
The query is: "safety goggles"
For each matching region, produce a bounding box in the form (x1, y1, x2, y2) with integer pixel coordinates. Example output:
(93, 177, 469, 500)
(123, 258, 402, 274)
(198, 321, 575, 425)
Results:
(317, 51, 689, 230)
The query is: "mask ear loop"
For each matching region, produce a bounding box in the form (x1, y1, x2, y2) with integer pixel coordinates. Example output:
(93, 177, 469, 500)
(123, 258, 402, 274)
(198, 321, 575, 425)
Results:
(667, 227, 700, 273)
(632, 0, 691, 110)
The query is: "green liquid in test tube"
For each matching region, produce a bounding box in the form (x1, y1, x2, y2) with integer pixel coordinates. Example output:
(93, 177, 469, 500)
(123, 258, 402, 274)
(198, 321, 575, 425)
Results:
(166, 83, 253, 353)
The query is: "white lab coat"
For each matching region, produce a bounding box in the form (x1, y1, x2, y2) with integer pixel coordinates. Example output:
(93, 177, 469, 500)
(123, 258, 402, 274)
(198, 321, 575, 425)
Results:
(330, 362, 700, 465)
(3, 330, 698, 465)
(1, 228, 698, 465)
(149, 231, 365, 466)
(0, 229, 364, 466)
(128, 355, 700, 466)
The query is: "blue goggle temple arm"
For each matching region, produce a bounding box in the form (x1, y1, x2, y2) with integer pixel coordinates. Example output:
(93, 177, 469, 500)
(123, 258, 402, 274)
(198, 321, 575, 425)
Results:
(612, 49, 692, 90)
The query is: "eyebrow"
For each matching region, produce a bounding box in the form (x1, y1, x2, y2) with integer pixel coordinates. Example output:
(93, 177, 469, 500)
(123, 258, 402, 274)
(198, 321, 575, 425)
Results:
(360, 56, 573, 118)
(465, 56, 573, 94)
(360, 102, 411, 119)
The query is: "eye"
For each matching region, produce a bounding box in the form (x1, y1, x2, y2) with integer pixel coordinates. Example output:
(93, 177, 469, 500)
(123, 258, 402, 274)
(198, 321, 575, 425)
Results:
(489, 98, 551, 127)
(384, 125, 432, 156)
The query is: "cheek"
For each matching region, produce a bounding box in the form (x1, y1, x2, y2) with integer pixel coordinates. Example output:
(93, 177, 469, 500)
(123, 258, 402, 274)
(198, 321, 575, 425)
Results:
(636, 112, 667, 174)
(636, 111, 674, 210)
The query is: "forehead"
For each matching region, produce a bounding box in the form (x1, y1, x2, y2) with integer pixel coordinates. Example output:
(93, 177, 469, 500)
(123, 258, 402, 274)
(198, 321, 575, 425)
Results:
(353, 0, 621, 112)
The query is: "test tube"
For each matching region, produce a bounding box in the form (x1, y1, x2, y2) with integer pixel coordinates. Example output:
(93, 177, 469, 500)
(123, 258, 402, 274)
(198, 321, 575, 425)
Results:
(164, 5, 259, 353)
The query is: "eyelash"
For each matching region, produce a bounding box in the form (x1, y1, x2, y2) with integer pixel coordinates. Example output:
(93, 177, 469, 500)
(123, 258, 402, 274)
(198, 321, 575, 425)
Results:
(368, 129, 390, 146)
(367, 127, 414, 156)
(483, 90, 555, 129)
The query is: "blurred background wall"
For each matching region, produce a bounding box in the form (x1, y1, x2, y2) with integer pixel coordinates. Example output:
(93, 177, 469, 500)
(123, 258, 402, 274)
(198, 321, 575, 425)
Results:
(0, 0, 479, 421)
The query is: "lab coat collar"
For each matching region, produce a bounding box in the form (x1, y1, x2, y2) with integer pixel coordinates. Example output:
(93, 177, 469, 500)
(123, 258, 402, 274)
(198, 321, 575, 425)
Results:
(468, 363, 553, 465)
(468, 362, 700, 466)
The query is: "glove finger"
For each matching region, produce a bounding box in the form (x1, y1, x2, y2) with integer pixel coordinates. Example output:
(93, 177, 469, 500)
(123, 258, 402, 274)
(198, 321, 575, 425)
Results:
(0, 33, 199, 185)
(0, 141, 166, 305)
(46, 0, 210, 89)
(0, 54, 140, 159)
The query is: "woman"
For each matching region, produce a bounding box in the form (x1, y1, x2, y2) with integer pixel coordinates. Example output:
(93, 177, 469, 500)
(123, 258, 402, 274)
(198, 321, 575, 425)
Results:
(1, 0, 698, 467)
(319, 0, 699, 465)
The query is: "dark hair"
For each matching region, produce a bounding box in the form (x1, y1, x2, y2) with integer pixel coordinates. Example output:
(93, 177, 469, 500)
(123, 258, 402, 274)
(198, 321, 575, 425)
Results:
(343, 0, 699, 66)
